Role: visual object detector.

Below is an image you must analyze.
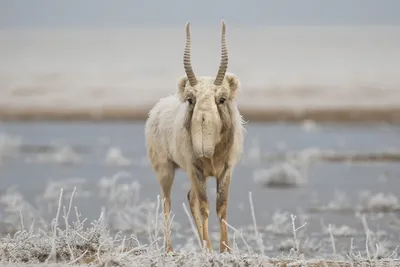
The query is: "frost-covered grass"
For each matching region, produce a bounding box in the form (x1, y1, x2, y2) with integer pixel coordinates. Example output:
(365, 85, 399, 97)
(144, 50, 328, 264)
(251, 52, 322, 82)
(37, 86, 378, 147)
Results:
(1, 129, 400, 266)
(1, 184, 400, 266)
(253, 163, 307, 188)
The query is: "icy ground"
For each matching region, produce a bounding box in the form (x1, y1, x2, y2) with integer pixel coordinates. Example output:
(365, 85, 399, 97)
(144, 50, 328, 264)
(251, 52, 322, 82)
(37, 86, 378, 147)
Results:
(1, 121, 400, 266)
(1, 184, 400, 267)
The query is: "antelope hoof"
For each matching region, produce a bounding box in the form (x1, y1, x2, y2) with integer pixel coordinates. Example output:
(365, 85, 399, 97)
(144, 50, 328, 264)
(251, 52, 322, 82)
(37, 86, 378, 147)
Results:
(166, 245, 173, 253)
(220, 244, 232, 254)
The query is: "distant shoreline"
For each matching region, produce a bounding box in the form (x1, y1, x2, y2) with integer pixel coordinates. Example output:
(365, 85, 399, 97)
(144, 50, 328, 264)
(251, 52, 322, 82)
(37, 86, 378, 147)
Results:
(1, 106, 400, 123)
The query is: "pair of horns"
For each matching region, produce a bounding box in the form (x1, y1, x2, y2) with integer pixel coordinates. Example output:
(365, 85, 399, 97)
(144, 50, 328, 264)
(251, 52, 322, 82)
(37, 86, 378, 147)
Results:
(183, 20, 228, 87)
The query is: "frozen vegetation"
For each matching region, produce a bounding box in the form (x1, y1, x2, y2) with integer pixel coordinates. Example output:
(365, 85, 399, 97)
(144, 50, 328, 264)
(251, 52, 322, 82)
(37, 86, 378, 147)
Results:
(1, 175, 400, 266)
(25, 146, 83, 165)
(1, 128, 400, 266)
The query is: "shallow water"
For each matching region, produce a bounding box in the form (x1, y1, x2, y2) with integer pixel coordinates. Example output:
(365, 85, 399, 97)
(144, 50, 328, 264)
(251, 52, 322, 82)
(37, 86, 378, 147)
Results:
(0, 121, 400, 256)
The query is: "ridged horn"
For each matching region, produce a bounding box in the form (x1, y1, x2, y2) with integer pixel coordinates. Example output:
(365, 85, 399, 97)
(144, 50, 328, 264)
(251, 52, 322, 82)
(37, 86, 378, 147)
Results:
(184, 21, 197, 87)
(214, 20, 228, 86)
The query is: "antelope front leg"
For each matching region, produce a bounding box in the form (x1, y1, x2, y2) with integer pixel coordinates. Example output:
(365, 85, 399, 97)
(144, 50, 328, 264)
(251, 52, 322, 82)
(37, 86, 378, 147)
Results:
(189, 161, 211, 251)
(187, 188, 203, 245)
(216, 163, 232, 253)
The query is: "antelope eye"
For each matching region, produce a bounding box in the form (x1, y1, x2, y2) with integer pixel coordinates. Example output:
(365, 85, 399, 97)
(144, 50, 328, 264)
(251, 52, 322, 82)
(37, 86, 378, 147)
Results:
(218, 97, 226, 104)
(187, 98, 194, 105)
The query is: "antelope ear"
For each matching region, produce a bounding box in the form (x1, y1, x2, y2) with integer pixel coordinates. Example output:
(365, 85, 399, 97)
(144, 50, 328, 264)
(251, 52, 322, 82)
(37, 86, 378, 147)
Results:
(225, 73, 239, 98)
(178, 76, 189, 102)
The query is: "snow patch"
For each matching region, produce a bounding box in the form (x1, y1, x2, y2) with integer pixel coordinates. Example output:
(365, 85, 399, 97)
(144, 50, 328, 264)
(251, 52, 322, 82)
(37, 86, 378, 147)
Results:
(253, 163, 306, 188)
(105, 147, 132, 167)
(25, 146, 82, 165)
(359, 192, 400, 212)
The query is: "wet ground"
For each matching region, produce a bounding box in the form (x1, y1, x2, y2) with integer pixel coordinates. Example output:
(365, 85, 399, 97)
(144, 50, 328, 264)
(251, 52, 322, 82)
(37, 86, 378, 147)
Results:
(0, 121, 399, 258)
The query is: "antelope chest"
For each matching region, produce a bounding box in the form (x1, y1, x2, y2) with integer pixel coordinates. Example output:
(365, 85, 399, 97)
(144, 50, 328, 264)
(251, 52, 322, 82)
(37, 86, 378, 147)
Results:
(198, 157, 226, 178)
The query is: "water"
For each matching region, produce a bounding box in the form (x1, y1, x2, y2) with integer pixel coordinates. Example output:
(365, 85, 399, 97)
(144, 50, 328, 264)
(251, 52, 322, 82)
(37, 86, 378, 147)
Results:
(1, 121, 399, 256)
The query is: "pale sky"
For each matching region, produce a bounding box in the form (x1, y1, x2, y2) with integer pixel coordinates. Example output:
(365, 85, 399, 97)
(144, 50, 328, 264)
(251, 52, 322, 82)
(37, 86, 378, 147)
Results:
(1, 0, 400, 28)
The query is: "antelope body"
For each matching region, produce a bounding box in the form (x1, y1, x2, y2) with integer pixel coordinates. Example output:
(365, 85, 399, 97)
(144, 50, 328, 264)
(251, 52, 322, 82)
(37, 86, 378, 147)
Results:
(145, 20, 245, 253)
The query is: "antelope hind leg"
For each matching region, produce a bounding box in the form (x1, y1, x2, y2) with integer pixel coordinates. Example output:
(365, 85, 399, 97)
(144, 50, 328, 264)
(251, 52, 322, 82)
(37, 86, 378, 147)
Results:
(154, 160, 175, 252)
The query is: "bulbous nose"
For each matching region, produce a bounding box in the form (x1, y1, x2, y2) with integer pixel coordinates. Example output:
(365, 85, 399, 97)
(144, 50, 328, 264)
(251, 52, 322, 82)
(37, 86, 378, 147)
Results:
(192, 111, 215, 159)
